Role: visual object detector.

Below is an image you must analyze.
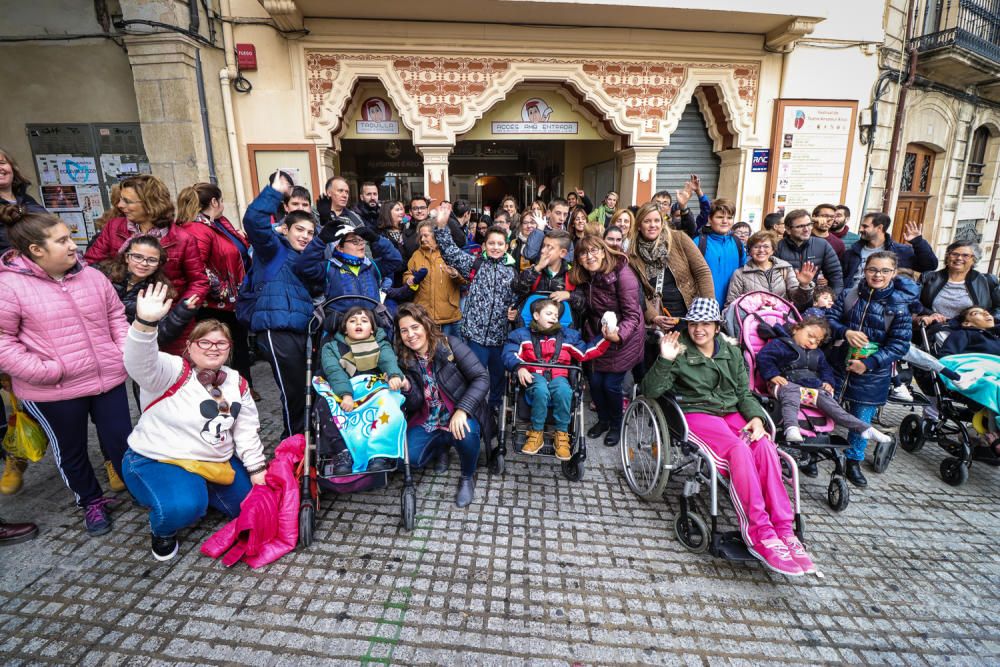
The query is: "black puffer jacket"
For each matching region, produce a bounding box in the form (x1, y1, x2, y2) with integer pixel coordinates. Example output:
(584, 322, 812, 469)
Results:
(918, 268, 1000, 319)
(110, 275, 198, 347)
(400, 335, 493, 444)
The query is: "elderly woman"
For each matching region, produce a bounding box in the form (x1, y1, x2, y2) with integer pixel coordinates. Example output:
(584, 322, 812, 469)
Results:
(122, 283, 266, 562)
(85, 174, 209, 353)
(917, 241, 1000, 325)
(725, 230, 816, 306)
(570, 235, 640, 447)
(395, 303, 489, 507)
(404, 221, 464, 336)
(641, 298, 814, 577)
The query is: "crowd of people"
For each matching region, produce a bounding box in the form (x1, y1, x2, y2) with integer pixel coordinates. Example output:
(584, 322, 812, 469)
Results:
(0, 144, 997, 575)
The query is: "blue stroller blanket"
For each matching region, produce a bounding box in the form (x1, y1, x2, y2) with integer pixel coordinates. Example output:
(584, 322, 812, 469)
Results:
(939, 353, 1000, 415)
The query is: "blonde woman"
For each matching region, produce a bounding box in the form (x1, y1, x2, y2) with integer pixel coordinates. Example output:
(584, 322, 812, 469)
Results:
(609, 208, 635, 252)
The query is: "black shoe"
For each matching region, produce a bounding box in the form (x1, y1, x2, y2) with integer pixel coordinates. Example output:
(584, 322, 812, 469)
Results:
(845, 460, 868, 488)
(152, 534, 179, 562)
(366, 457, 394, 473)
(433, 448, 450, 474)
(604, 426, 621, 448)
(331, 450, 354, 476)
(587, 421, 610, 438)
(456, 476, 475, 508)
(799, 459, 819, 478)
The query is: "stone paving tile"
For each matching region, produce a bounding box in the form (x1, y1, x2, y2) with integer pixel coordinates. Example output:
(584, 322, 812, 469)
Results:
(1, 368, 998, 665)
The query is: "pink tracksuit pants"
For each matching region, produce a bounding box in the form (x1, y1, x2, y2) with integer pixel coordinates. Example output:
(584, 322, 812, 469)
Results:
(685, 412, 795, 547)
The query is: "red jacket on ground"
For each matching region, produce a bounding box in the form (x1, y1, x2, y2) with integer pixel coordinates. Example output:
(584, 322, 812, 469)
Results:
(201, 434, 304, 569)
(178, 215, 249, 311)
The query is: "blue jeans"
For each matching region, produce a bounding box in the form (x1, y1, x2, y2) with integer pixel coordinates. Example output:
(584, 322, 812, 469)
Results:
(526, 374, 573, 431)
(467, 341, 504, 408)
(407, 417, 481, 477)
(441, 322, 463, 339)
(590, 370, 626, 428)
(122, 449, 252, 537)
(845, 403, 879, 461)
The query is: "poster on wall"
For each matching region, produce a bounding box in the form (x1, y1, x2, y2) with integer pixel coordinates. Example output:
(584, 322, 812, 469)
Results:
(491, 97, 579, 135)
(355, 97, 400, 134)
(58, 212, 89, 245)
(764, 100, 857, 215)
(41, 185, 81, 211)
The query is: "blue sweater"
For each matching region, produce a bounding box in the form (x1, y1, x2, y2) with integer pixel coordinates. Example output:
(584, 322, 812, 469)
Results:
(700, 232, 744, 305)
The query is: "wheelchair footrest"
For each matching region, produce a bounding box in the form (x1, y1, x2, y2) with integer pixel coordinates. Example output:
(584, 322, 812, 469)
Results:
(711, 530, 755, 562)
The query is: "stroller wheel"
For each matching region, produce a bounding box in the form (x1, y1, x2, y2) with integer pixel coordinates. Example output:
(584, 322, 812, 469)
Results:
(489, 452, 505, 476)
(898, 414, 925, 453)
(401, 485, 417, 531)
(298, 502, 316, 549)
(561, 457, 585, 482)
(939, 457, 969, 487)
(871, 436, 898, 474)
(827, 477, 850, 512)
(674, 512, 709, 553)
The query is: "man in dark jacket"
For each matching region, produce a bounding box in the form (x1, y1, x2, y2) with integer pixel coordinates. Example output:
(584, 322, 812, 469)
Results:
(351, 181, 380, 229)
(842, 212, 938, 288)
(402, 196, 465, 260)
(317, 176, 364, 229)
(776, 209, 844, 293)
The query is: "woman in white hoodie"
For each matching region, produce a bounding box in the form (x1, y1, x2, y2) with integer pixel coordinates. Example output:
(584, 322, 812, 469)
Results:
(121, 283, 267, 562)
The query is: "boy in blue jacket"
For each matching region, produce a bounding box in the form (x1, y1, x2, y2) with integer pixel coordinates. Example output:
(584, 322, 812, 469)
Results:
(502, 298, 610, 461)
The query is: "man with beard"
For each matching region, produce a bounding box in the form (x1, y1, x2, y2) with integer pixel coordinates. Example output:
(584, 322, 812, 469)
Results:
(776, 208, 844, 292)
(352, 181, 380, 229)
(810, 203, 845, 261)
(832, 205, 860, 249)
(842, 213, 937, 287)
(402, 195, 465, 260)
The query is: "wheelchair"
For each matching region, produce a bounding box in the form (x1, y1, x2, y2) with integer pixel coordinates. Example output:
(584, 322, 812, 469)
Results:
(490, 361, 587, 481)
(620, 393, 804, 562)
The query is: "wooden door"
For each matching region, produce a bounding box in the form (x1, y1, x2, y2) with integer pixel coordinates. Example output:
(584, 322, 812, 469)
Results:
(894, 144, 935, 241)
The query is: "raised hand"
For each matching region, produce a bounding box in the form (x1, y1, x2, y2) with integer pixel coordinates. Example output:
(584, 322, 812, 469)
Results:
(434, 202, 452, 228)
(659, 331, 682, 360)
(690, 174, 702, 195)
(136, 282, 173, 323)
(796, 261, 818, 286)
(675, 186, 691, 209)
(270, 170, 293, 195)
(903, 221, 922, 242)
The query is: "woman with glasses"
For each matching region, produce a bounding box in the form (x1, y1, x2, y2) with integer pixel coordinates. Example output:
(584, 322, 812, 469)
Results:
(509, 211, 537, 270)
(826, 251, 915, 489)
(725, 230, 816, 307)
(569, 235, 642, 447)
(85, 174, 208, 354)
(122, 283, 267, 562)
(917, 241, 1000, 325)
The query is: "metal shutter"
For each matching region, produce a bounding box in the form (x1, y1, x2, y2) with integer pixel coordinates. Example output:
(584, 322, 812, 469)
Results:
(655, 102, 721, 214)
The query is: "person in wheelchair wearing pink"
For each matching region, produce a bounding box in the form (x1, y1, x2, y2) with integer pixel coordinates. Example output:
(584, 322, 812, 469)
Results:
(640, 297, 816, 577)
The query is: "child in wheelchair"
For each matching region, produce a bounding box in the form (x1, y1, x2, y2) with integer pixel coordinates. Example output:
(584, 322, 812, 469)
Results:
(318, 306, 405, 475)
(502, 298, 613, 460)
(757, 316, 893, 445)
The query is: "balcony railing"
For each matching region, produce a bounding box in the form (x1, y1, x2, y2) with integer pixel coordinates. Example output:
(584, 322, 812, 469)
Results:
(912, 0, 1000, 66)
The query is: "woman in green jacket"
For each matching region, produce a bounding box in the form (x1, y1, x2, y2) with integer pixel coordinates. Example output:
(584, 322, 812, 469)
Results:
(640, 297, 815, 578)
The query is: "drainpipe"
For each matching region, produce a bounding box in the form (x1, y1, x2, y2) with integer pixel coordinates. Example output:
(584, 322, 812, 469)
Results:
(881, 0, 918, 214)
(218, 0, 248, 224)
(194, 50, 218, 185)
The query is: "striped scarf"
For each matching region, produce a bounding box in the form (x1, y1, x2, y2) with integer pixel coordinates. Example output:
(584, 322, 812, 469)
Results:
(339, 335, 380, 376)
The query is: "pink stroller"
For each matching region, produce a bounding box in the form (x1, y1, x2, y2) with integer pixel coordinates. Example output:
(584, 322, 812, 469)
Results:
(724, 291, 851, 512)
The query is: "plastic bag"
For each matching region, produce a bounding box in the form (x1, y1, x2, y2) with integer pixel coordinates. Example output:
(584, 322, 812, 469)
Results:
(3, 397, 48, 462)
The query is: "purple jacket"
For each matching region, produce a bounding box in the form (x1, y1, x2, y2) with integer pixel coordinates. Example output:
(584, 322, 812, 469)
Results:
(580, 257, 645, 372)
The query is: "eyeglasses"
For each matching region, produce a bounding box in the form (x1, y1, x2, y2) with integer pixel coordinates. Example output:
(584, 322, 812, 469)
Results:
(126, 253, 160, 266)
(750, 245, 773, 252)
(410, 206, 428, 212)
(341, 237, 366, 246)
(864, 267, 895, 276)
(949, 252, 975, 260)
(790, 223, 812, 230)
(579, 248, 603, 258)
(194, 339, 232, 351)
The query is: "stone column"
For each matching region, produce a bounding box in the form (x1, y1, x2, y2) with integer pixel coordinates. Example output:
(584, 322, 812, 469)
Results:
(619, 146, 662, 206)
(123, 32, 235, 200)
(417, 145, 453, 203)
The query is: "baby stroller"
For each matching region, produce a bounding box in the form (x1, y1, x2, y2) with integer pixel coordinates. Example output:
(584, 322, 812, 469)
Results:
(298, 295, 416, 548)
(725, 291, 871, 512)
(491, 292, 587, 480)
(898, 323, 999, 486)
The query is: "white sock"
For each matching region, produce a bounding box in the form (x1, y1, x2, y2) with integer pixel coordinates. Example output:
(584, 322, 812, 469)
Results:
(861, 427, 891, 443)
(785, 426, 804, 442)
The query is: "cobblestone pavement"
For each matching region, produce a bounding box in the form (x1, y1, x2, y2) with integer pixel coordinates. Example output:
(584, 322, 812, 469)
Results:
(1, 364, 998, 666)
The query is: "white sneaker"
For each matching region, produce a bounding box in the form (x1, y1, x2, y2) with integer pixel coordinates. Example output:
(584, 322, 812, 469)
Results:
(784, 426, 804, 443)
(860, 427, 892, 444)
(889, 384, 914, 402)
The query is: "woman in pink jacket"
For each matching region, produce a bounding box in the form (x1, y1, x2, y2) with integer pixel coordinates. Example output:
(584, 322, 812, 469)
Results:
(0, 205, 132, 536)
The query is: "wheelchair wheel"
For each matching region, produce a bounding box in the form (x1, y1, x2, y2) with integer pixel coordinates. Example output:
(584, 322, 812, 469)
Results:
(827, 477, 849, 512)
(401, 485, 417, 531)
(620, 397, 670, 500)
(939, 457, 968, 486)
(298, 502, 316, 549)
(871, 436, 897, 474)
(673, 512, 709, 553)
(898, 414, 925, 453)
(489, 452, 505, 476)
(561, 458, 584, 482)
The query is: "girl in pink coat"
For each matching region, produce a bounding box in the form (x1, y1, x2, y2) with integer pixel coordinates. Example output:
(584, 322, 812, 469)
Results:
(0, 205, 132, 537)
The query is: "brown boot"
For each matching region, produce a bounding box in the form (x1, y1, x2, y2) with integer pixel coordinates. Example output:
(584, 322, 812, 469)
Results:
(553, 432, 572, 461)
(0, 457, 28, 495)
(105, 461, 126, 493)
(523, 430, 544, 455)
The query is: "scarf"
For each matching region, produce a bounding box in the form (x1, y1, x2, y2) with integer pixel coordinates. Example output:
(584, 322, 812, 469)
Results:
(530, 321, 562, 336)
(334, 250, 365, 266)
(635, 237, 670, 279)
(385, 228, 402, 245)
(117, 220, 168, 254)
(339, 335, 381, 376)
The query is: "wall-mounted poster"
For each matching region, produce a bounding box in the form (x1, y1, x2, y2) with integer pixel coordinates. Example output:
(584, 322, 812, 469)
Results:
(41, 185, 81, 210)
(764, 100, 858, 215)
(492, 97, 579, 135)
(356, 97, 399, 134)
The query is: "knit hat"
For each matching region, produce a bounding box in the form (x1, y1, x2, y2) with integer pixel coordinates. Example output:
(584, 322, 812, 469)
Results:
(684, 297, 722, 323)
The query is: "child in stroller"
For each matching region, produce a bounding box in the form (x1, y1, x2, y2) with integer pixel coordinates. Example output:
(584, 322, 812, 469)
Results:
(757, 316, 894, 446)
(318, 306, 405, 475)
(502, 298, 615, 460)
